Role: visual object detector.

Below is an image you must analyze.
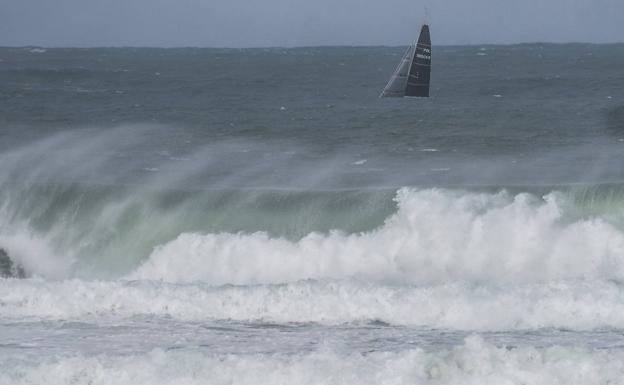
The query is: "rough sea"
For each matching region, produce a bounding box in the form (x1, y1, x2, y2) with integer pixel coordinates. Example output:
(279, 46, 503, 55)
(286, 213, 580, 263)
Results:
(1, 43, 624, 384)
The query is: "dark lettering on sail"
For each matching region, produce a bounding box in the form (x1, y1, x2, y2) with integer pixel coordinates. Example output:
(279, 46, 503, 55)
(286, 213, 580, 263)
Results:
(405, 25, 431, 97)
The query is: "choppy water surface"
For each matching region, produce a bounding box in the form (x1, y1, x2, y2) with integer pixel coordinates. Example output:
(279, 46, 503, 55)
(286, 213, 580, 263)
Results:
(1, 44, 624, 384)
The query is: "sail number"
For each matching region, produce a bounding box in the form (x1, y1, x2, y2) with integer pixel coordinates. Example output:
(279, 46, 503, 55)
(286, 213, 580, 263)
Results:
(416, 47, 431, 60)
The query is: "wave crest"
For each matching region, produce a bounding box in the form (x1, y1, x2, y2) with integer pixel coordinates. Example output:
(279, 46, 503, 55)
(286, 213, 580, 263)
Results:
(132, 188, 624, 285)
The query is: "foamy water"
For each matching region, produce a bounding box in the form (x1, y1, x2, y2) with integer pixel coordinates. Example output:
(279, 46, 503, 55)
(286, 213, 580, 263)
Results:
(3, 337, 624, 385)
(3, 278, 624, 330)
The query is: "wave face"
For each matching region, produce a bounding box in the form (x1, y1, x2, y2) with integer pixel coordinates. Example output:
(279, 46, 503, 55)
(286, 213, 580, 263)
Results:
(2, 337, 624, 385)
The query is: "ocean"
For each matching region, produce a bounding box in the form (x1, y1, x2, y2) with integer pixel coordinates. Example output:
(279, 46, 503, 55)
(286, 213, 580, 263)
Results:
(1, 43, 624, 384)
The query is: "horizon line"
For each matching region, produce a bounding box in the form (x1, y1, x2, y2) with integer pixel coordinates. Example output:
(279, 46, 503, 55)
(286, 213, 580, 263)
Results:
(1, 41, 624, 50)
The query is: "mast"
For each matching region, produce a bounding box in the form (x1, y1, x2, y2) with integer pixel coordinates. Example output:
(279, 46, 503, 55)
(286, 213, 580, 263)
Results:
(405, 24, 431, 97)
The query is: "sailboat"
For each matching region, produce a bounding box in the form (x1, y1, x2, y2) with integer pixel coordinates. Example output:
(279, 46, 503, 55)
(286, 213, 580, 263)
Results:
(380, 24, 431, 98)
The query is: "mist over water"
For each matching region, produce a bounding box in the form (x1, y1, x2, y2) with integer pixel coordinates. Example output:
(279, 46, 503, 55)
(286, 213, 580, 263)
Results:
(1, 44, 624, 384)
(2, 127, 624, 281)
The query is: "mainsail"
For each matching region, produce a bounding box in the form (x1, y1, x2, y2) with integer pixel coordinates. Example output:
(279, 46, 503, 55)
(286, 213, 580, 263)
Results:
(380, 24, 431, 98)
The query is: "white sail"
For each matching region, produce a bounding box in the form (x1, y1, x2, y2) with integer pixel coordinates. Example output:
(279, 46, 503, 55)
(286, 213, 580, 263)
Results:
(380, 45, 415, 98)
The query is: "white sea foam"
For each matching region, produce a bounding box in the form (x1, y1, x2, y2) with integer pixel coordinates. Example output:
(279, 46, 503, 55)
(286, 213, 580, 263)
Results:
(2, 336, 623, 385)
(132, 188, 624, 286)
(3, 278, 624, 329)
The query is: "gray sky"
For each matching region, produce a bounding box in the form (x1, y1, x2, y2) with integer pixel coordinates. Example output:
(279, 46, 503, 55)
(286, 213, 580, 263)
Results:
(1, 0, 622, 47)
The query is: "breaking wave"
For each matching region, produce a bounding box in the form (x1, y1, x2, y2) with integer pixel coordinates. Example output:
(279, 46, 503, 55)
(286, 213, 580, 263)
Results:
(132, 188, 624, 285)
(1, 185, 624, 287)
